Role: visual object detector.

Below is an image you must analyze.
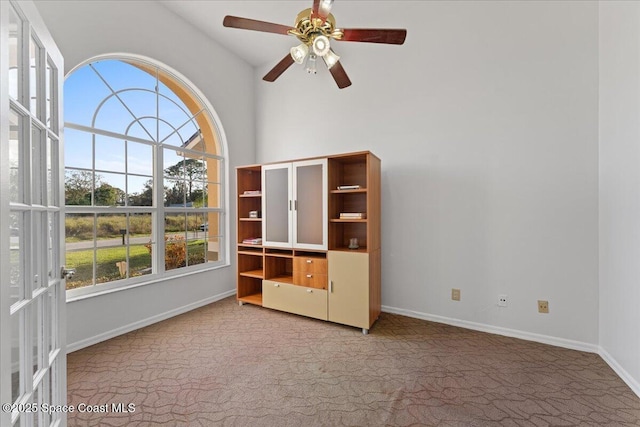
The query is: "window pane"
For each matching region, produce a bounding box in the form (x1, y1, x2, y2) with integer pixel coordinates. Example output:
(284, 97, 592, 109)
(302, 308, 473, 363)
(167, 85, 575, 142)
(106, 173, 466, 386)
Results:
(97, 213, 126, 242)
(9, 5, 21, 101)
(206, 236, 221, 262)
(32, 299, 41, 377)
(46, 58, 55, 130)
(165, 213, 187, 271)
(129, 213, 152, 241)
(11, 312, 22, 403)
(64, 169, 92, 206)
(65, 213, 94, 289)
(127, 141, 153, 176)
(64, 128, 93, 170)
(46, 136, 57, 206)
(205, 212, 222, 238)
(9, 109, 22, 203)
(95, 134, 125, 173)
(30, 35, 41, 116)
(128, 176, 153, 206)
(164, 178, 186, 207)
(129, 244, 152, 278)
(47, 212, 57, 282)
(205, 157, 221, 183)
(94, 95, 142, 137)
(93, 60, 157, 93)
(207, 182, 221, 209)
(95, 172, 125, 206)
(32, 124, 44, 205)
(9, 212, 24, 305)
(163, 148, 183, 177)
(119, 89, 158, 126)
(64, 64, 113, 126)
(96, 245, 128, 284)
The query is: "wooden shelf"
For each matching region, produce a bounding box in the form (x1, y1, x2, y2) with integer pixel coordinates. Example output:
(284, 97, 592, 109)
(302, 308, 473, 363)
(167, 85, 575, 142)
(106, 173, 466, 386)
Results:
(238, 247, 263, 256)
(330, 188, 367, 194)
(238, 293, 262, 306)
(239, 193, 261, 198)
(330, 219, 368, 223)
(240, 269, 264, 279)
(239, 218, 262, 222)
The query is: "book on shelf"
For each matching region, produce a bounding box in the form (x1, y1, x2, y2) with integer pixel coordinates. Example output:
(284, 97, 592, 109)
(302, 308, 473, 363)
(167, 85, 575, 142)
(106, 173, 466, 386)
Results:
(339, 212, 366, 219)
(242, 237, 262, 245)
(242, 190, 261, 195)
(337, 185, 361, 190)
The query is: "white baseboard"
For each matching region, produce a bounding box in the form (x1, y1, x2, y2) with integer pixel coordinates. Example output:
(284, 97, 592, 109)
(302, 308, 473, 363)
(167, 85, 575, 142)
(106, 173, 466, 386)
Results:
(381, 305, 599, 353)
(599, 346, 640, 399)
(66, 289, 236, 353)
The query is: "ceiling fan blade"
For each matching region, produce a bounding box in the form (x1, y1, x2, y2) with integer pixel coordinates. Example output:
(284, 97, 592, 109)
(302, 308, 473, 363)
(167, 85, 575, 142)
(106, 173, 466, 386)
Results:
(311, 0, 333, 23)
(223, 16, 293, 36)
(263, 54, 296, 82)
(340, 28, 407, 45)
(328, 61, 352, 89)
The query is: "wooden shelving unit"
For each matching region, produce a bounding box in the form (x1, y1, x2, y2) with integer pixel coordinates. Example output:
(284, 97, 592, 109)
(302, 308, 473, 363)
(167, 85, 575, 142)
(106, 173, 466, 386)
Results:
(236, 165, 264, 306)
(236, 151, 381, 333)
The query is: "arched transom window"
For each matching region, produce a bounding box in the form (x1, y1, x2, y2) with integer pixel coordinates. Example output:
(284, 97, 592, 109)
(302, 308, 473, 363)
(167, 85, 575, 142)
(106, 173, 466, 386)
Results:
(64, 57, 226, 295)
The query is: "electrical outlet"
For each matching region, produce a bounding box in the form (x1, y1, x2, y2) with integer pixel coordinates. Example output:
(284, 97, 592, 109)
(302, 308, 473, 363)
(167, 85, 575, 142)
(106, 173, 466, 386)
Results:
(498, 294, 508, 307)
(538, 300, 549, 313)
(451, 288, 461, 301)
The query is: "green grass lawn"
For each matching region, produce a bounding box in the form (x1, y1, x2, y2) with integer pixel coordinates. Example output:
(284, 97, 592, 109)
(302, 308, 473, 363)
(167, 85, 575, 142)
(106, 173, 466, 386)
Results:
(66, 240, 206, 289)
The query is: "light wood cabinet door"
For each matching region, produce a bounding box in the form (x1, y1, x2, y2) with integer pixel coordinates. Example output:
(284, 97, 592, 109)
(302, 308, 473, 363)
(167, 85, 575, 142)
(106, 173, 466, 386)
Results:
(263, 280, 328, 320)
(328, 251, 370, 329)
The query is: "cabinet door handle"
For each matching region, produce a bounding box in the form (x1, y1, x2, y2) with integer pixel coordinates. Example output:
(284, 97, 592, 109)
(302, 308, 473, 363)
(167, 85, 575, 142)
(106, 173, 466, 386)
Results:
(306, 274, 312, 278)
(274, 283, 280, 287)
(307, 289, 313, 293)
(289, 200, 292, 211)
(306, 259, 312, 264)
(294, 200, 298, 210)
(329, 280, 333, 293)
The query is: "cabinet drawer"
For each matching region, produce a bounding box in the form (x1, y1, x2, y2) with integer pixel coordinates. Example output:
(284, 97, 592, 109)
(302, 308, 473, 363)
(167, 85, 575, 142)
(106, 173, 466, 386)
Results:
(263, 280, 327, 321)
(294, 256, 327, 274)
(293, 272, 327, 289)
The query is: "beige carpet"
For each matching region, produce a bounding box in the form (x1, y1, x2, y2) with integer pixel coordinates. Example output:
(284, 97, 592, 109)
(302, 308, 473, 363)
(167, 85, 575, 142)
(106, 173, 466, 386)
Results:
(67, 296, 640, 426)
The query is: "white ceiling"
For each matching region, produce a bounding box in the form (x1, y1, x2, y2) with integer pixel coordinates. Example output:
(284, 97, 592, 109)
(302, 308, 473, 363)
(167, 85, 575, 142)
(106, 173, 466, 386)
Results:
(160, 0, 412, 68)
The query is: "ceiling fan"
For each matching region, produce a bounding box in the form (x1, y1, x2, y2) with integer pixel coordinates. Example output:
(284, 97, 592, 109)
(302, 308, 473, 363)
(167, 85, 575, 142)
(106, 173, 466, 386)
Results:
(223, 0, 407, 89)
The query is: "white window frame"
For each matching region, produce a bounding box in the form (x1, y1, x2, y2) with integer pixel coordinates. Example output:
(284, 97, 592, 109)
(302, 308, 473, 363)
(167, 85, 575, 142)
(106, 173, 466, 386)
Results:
(64, 54, 230, 301)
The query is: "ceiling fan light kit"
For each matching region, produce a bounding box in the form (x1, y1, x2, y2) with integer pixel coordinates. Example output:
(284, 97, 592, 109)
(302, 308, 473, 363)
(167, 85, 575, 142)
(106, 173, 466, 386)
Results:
(223, 0, 407, 89)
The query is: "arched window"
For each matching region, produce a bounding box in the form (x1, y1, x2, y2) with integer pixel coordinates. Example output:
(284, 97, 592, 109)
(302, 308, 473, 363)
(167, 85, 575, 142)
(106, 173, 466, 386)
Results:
(64, 56, 227, 295)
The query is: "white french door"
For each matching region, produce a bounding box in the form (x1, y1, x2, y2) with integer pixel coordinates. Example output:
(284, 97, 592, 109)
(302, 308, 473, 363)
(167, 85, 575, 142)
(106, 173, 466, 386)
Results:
(1, 1, 66, 427)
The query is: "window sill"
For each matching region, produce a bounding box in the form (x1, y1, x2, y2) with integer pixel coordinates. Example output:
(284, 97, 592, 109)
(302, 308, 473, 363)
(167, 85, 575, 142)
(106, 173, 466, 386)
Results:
(65, 262, 231, 303)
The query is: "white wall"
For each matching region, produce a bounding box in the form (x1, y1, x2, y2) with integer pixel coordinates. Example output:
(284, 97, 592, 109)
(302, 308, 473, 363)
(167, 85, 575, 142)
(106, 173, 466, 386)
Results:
(598, 2, 640, 395)
(34, 0, 256, 349)
(256, 1, 600, 347)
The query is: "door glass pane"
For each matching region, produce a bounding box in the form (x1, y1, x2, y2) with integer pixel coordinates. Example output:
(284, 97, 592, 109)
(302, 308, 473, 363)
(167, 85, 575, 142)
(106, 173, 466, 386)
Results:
(46, 58, 54, 129)
(9, 109, 22, 203)
(48, 290, 57, 355)
(8, 5, 21, 100)
(296, 163, 324, 245)
(32, 299, 41, 377)
(9, 213, 24, 305)
(47, 212, 56, 282)
(46, 136, 56, 206)
(11, 312, 22, 403)
(30, 35, 41, 116)
(33, 211, 46, 292)
(264, 167, 289, 244)
(32, 124, 44, 205)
